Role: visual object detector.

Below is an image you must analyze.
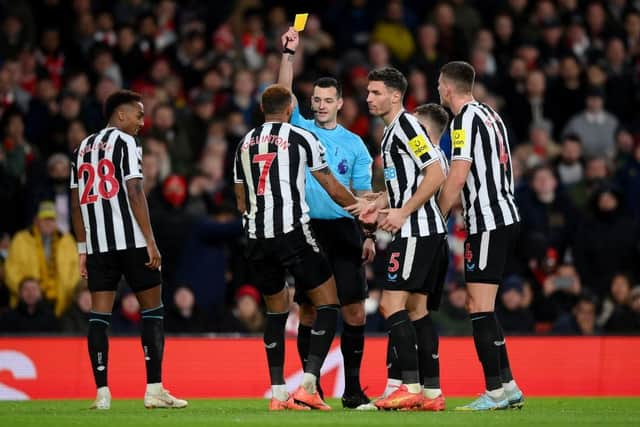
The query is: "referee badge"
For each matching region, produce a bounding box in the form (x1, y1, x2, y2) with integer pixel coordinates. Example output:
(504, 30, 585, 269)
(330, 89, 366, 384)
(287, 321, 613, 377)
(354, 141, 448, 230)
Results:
(452, 129, 466, 149)
(408, 134, 430, 157)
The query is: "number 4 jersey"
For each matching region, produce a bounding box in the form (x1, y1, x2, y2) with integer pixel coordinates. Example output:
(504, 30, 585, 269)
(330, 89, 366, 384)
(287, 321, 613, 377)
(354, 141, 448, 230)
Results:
(70, 127, 147, 254)
(234, 121, 327, 239)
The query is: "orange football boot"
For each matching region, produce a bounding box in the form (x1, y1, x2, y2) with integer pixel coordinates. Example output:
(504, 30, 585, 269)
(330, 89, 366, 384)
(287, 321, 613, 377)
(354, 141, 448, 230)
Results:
(292, 386, 332, 410)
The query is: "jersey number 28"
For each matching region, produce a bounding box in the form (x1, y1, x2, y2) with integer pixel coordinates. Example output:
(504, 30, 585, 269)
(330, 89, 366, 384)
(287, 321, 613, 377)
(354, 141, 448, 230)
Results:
(79, 159, 120, 205)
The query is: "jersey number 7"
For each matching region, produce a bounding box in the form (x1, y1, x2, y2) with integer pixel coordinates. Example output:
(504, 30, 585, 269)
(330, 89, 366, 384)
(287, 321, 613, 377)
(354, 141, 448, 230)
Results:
(79, 159, 120, 204)
(253, 153, 277, 196)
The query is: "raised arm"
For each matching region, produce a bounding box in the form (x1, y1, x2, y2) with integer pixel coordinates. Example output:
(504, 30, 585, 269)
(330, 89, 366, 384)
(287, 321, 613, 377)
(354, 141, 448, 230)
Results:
(278, 27, 299, 107)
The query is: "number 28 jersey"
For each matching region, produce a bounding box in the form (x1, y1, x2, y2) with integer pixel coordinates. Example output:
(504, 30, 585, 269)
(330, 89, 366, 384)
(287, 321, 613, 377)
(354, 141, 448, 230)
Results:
(70, 127, 147, 254)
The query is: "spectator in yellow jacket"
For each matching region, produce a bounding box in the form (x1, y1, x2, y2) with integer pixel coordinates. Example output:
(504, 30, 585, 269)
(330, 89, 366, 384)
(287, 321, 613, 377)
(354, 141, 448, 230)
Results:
(5, 200, 79, 316)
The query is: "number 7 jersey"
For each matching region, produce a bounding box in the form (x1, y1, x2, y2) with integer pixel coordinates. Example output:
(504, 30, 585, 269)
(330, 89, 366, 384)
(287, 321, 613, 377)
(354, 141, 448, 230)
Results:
(70, 127, 148, 254)
(234, 121, 327, 239)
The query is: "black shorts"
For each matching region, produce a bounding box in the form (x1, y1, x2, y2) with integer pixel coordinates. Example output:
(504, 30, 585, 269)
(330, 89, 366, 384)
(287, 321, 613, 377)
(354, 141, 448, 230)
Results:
(463, 223, 520, 285)
(294, 218, 367, 306)
(87, 247, 162, 293)
(245, 224, 333, 297)
(384, 234, 447, 294)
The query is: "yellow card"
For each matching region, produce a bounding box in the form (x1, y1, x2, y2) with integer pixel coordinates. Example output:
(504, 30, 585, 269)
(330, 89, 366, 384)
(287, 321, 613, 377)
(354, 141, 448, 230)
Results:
(408, 134, 430, 157)
(452, 129, 466, 149)
(293, 13, 308, 31)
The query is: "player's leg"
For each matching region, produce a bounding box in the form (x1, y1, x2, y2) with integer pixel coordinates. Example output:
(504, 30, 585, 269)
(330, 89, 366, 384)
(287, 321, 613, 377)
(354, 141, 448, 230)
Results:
(456, 229, 510, 411)
(407, 293, 444, 411)
(86, 251, 120, 410)
(293, 295, 323, 398)
(263, 286, 309, 411)
(125, 249, 186, 409)
(88, 290, 116, 409)
(340, 301, 368, 407)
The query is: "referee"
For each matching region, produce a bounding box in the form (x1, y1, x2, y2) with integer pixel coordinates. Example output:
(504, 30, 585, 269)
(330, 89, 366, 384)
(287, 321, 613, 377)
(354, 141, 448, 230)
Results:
(278, 27, 374, 409)
(437, 61, 525, 411)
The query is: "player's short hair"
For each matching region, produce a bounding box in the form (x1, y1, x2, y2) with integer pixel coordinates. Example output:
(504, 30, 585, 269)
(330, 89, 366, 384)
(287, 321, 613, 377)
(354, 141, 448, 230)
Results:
(414, 103, 450, 137)
(313, 77, 342, 98)
(440, 61, 475, 94)
(104, 90, 142, 120)
(261, 84, 292, 115)
(368, 67, 408, 96)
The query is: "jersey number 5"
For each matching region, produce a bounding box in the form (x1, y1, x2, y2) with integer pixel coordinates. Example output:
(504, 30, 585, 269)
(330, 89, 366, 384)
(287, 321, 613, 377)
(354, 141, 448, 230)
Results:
(253, 153, 277, 196)
(79, 159, 120, 205)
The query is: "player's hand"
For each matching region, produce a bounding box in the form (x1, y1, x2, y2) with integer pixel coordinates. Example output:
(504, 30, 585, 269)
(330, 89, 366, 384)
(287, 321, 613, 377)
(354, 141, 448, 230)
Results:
(356, 202, 378, 224)
(146, 243, 162, 271)
(281, 27, 299, 51)
(79, 253, 88, 279)
(361, 191, 384, 202)
(345, 197, 369, 217)
(379, 208, 408, 234)
(362, 237, 376, 264)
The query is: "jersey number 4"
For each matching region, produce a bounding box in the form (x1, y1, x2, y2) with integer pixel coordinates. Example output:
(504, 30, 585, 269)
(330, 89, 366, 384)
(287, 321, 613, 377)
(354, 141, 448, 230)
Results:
(253, 153, 277, 196)
(79, 159, 120, 205)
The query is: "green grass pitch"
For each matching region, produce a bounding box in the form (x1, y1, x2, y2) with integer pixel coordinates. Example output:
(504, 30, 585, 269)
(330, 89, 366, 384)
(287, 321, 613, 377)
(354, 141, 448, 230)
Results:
(1, 398, 639, 426)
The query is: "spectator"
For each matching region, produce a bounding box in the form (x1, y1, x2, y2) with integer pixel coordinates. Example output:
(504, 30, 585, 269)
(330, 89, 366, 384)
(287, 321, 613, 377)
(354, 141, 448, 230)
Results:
(535, 263, 583, 323)
(59, 282, 91, 334)
(563, 86, 619, 159)
(410, 24, 446, 94)
(513, 119, 559, 169)
(552, 292, 600, 335)
(598, 273, 634, 331)
(517, 164, 578, 262)
(615, 141, 640, 221)
(1, 109, 34, 182)
(0, 277, 58, 333)
(605, 286, 640, 332)
(111, 289, 141, 334)
(27, 153, 72, 233)
(165, 285, 208, 333)
(548, 55, 585, 136)
(215, 284, 265, 334)
(431, 276, 472, 336)
(574, 184, 640, 298)
(148, 103, 192, 175)
(496, 275, 535, 334)
(5, 201, 78, 316)
(371, 0, 416, 63)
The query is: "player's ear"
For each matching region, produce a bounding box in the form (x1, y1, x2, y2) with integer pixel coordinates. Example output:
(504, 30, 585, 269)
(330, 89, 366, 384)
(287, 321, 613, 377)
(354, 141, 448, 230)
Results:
(336, 97, 343, 111)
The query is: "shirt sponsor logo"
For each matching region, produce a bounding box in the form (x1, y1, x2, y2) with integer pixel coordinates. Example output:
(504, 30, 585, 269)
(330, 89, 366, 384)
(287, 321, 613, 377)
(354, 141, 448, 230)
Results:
(452, 129, 466, 149)
(384, 167, 397, 180)
(408, 134, 429, 157)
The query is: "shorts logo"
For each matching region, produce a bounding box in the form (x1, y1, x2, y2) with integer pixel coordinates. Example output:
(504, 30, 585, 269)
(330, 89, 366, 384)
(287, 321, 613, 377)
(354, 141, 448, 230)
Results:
(387, 252, 400, 281)
(452, 129, 466, 149)
(408, 134, 430, 157)
(464, 242, 475, 271)
(384, 167, 397, 180)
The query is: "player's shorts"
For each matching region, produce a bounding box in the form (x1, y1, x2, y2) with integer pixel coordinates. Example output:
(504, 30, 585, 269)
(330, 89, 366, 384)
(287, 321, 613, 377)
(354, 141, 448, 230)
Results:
(294, 218, 367, 306)
(87, 247, 162, 293)
(463, 222, 520, 285)
(245, 223, 333, 297)
(384, 234, 448, 294)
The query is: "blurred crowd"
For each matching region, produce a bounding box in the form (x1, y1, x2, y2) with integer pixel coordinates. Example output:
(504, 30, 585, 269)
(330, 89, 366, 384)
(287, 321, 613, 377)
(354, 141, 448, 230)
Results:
(0, 0, 639, 336)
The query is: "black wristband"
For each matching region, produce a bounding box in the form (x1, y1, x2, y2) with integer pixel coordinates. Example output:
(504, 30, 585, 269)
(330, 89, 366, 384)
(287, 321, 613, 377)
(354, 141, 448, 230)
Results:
(282, 47, 295, 55)
(364, 232, 376, 242)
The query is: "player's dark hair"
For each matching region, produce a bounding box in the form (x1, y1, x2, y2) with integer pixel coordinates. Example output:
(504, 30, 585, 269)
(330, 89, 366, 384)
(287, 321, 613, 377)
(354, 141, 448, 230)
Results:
(261, 84, 292, 115)
(440, 61, 475, 94)
(414, 103, 450, 136)
(368, 67, 408, 96)
(104, 90, 142, 120)
(313, 77, 342, 98)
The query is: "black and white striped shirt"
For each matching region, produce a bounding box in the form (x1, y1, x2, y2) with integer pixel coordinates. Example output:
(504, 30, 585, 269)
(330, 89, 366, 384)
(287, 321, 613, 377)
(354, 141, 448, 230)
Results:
(450, 101, 520, 234)
(234, 122, 327, 239)
(70, 127, 147, 254)
(381, 110, 447, 238)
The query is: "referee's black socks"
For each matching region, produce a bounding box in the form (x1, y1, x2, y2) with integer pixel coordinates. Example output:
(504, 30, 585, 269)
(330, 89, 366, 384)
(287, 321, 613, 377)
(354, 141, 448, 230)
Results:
(88, 311, 111, 388)
(305, 304, 339, 378)
(413, 313, 440, 389)
(141, 305, 164, 384)
(341, 322, 365, 396)
(385, 310, 420, 386)
(471, 311, 502, 391)
(264, 311, 289, 385)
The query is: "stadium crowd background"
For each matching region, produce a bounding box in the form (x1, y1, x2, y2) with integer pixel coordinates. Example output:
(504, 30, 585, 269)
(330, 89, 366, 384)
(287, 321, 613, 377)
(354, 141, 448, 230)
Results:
(0, 0, 638, 337)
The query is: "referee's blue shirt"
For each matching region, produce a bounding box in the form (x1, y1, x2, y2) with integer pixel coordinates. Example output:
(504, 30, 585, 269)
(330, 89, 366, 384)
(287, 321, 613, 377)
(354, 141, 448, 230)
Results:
(291, 105, 372, 219)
